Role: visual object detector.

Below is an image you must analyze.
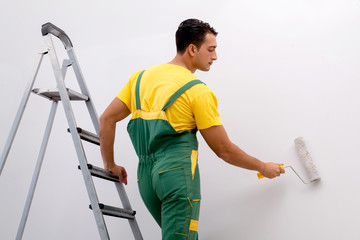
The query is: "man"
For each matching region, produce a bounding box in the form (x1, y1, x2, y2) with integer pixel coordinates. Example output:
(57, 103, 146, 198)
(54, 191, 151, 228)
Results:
(100, 19, 285, 240)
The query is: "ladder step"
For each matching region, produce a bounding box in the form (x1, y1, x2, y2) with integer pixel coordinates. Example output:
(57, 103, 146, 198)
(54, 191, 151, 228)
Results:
(67, 127, 100, 145)
(32, 88, 89, 101)
(90, 203, 136, 219)
(79, 164, 119, 182)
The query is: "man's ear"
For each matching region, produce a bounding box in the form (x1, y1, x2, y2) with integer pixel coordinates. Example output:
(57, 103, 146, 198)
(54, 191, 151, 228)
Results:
(187, 44, 198, 57)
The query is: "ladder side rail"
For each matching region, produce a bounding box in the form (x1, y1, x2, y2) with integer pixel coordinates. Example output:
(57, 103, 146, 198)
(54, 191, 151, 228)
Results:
(16, 60, 70, 240)
(68, 46, 144, 239)
(0, 49, 48, 175)
(67, 49, 100, 135)
(16, 101, 58, 240)
(67, 39, 144, 240)
(43, 34, 110, 240)
(115, 182, 144, 240)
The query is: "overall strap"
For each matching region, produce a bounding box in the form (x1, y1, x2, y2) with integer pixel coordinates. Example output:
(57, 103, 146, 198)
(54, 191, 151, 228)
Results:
(135, 70, 145, 110)
(162, 80, 204, 111)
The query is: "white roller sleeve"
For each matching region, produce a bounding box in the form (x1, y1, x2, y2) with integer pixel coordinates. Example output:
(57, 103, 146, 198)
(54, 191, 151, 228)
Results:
(294, 137, 321, 182)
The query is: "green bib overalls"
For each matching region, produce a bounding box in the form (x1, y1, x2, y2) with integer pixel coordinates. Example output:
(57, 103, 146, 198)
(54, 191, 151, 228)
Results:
(127, 70, 203, 239)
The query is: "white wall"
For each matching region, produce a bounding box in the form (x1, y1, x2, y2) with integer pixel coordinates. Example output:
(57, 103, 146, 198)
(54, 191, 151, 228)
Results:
(1, 0, 360, 239)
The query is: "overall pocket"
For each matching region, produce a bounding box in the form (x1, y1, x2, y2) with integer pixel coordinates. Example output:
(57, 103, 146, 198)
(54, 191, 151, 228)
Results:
(157, 166, 187, 201)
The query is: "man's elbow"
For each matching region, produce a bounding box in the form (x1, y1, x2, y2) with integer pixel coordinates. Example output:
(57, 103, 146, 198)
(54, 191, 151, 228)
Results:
(214, 144, 233, 163)
(99, 113, 106, 128)
(99, 113, 113, 130)
(201, 126, 234, 163)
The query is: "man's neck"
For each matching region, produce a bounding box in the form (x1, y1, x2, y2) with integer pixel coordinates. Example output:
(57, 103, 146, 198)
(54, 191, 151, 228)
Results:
(168, 54, 196, 73)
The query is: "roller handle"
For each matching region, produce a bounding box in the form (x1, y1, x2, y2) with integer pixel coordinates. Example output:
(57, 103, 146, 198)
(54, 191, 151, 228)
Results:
(41, 22, 73, 49)
(257, 165, 284, 179)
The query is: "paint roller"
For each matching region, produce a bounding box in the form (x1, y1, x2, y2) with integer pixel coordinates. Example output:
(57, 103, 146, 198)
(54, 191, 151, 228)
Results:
(257, 137, 321, 184)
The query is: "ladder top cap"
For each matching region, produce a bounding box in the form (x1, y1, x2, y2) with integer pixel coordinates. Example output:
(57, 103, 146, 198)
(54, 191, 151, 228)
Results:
(41, 22, 73, 49)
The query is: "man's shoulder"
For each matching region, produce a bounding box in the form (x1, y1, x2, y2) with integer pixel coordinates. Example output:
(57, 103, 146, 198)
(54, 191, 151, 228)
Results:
(181, 81, 215, 104)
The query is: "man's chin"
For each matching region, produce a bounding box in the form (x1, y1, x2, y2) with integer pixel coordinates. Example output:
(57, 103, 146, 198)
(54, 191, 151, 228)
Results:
(199, 66, 211, 72)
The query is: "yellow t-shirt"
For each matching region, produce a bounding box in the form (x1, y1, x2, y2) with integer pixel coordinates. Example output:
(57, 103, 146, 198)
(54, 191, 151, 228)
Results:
(117, 63, 222, 131)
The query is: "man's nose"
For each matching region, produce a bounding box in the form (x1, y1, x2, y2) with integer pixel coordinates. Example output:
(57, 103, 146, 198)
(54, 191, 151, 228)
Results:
(212, 51, 218, 60)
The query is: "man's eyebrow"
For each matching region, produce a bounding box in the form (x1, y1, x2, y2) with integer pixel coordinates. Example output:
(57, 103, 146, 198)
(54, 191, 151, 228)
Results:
(208, 45, 217, 49)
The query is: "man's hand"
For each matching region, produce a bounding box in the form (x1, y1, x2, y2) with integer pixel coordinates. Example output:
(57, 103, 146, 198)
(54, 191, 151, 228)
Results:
(260, 163, 285, 179)
(107, 164, 128, 185)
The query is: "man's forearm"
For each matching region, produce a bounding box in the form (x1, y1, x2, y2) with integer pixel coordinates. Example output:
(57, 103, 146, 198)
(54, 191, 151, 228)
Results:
(220, 142, 284, 178)
(200, 125, 283, 178)
(219, 142, 265, 172)
(99, 119, 116, 170)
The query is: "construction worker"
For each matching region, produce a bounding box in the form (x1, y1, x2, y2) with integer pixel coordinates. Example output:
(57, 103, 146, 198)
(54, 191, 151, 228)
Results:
(100, 19, 285, 240)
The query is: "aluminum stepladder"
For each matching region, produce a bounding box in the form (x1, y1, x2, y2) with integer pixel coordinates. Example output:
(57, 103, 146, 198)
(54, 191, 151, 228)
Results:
(0, 22, 143, 240)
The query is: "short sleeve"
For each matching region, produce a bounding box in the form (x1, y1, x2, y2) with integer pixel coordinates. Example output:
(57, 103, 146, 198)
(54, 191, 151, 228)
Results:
(116, 79, 131, 110)
(192, 91, 222, 130)
(116, 71, 143, 112)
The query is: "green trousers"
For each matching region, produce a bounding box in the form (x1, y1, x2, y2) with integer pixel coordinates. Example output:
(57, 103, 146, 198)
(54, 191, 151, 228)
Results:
(137, 148, 201, 239)
(127, 70, 204, 239)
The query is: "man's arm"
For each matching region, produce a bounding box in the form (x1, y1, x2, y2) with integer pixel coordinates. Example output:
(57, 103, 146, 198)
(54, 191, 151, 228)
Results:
(200, 125, 284, 179)
(99, 97, 131, 184)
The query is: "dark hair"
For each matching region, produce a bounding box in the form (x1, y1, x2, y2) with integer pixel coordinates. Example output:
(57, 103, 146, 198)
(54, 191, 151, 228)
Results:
(176, 19, 218, 54)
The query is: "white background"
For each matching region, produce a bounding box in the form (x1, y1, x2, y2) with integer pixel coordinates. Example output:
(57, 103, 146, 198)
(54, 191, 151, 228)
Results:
(1, 0, 360, 239)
